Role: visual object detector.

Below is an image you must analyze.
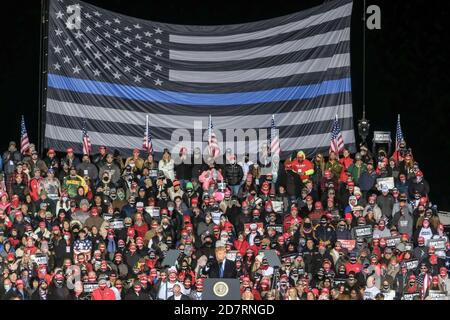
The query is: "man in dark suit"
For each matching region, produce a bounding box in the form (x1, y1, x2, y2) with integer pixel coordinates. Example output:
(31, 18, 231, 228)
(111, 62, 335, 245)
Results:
(203, 246, 237, 279)
(167, 284, 191, 300)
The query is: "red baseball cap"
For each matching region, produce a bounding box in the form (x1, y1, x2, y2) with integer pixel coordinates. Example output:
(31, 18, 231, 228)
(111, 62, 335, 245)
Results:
(66, 147, 74, 153)
(416, 171, 424, 177)
(47, 148, 55, 155)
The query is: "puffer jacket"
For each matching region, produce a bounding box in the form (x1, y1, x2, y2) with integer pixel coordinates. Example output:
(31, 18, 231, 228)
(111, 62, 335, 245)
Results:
(224, 163, 244, 186)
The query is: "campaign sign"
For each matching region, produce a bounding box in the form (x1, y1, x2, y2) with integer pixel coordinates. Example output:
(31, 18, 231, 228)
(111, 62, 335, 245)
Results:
(149, 169, 158, 178)
(109, 219, 124, 229)
(33, 254, 48, 265)
(377, 177, 395, 190)
(150, 207, 160, 218)
(103, 213, 113, 221)
(386, 236, 402, 247)
(405, 259, 419, 270)
(339, 240, 356, 252)
(244, 222, 264, 235)
(333, 278, 347, 286)
(402, 293, 420, 300)
(428, 290, 446, 300)
(428, 239, 446, 251)
(272, 201, 283, 213)
(226, 250, 238, 261)
(271, 224, 283, 234)
(354, 226, 373, 238)
(83, 282, 99, 293)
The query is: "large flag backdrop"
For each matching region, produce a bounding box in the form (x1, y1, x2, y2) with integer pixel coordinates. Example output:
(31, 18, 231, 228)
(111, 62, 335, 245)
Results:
(44, 0, 356, 158)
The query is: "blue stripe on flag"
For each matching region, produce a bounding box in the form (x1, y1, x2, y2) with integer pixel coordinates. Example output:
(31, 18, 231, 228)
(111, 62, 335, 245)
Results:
(47, 74, 351, 106)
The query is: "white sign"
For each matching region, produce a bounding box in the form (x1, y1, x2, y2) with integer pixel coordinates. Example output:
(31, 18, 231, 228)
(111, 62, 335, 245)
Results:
(386, 236, 401, 247)
(373, 131, 392, 143)
(272, 201, 283, 213)
(33, 254, 48, 265)
(354, 226, 373, 238)
(377, 177, 395, 190)
(109, 219, 124, 229)
(226, 250, 238, 261)
(211, 210, 222, 225)
(83, 282, 99, 293)
(429, 239, 446, 251)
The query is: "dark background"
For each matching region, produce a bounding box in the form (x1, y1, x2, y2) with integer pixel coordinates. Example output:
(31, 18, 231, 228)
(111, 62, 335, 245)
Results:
(0, 0, 449, 209)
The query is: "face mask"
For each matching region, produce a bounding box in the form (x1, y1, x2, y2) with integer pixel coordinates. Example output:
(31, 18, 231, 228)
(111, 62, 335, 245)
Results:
(304, 223, 312, 229)
(64, 235, 70, 240)
(4, 285, 11, 291)
(168, 207, 174, 211)
(230, 160, 236, 164)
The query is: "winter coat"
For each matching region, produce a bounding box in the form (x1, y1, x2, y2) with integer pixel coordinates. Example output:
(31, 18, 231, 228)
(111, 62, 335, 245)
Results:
(377, 194, 394, 218)
(391, 209, 414, 237)
(76, 162, 99, 181)
(91, 287, 116, 300)
(175, 161, 193, 181)
(158, 159, 175, 181)
(224, 164, 244, 186)
(99, 163, 121, 184)
(358, 171, 377, 192)
(408, 178, 430, 197)
(347, 162, 367, 185)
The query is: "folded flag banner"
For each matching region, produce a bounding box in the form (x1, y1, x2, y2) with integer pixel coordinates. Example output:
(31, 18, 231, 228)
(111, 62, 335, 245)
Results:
(81, 119, 92, 155)
(44, 0, 355, 158)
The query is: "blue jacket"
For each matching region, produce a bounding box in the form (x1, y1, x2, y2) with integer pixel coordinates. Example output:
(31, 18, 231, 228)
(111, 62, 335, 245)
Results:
(358, 171, 377, 192)
(395, 180, 409, 195)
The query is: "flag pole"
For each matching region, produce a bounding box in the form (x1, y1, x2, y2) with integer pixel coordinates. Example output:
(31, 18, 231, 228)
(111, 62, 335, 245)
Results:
(208, 115, 212, 157)
(362, 0, 366, 118)
(38, 0, 50, 157)
(146, 114, 149, 153)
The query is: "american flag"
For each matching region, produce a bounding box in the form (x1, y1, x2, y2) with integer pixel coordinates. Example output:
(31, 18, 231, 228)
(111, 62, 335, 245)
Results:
(208, 115, 220, 159)
(45, 0, 355, 157)
(20, 115, 30, 155)
(329, 114, 344, 156)
(143, 114, 153, 154)
(82, 120, 92, 155)
(270, 114, 280, 156)
(395, 114, 405, 151)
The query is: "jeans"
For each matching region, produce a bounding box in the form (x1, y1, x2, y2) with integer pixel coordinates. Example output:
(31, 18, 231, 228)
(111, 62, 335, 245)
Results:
(230, 184, 240, 196)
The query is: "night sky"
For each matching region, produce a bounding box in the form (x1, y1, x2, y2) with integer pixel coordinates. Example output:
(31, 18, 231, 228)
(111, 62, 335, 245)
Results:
(0, 0, 449, 209)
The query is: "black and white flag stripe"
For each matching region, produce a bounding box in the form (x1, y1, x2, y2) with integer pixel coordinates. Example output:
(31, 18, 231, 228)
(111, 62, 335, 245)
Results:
(45, 0, 355, 158)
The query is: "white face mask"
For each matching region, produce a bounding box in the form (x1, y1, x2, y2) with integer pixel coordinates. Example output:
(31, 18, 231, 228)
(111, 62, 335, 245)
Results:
(4, 285, 11, 291)
(230, 160, 236, 164)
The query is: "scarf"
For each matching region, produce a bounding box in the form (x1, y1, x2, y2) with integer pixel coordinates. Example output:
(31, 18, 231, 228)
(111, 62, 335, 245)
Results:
(107, 238, 116, 253)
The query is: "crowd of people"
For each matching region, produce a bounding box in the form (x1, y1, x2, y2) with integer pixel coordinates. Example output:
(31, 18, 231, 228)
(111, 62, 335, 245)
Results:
(0, 139, 449, 300)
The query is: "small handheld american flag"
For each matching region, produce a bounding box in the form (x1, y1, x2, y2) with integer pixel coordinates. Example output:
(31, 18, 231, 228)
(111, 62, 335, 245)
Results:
(329, 114, 344, 156)
(395, 114, 405, 151)
(208, 115, 220, 159)
(270, 114, 280, 156)
(143, 114, 153, 154)
(82, 120, 92, 155)
(20, 115, 30, 155)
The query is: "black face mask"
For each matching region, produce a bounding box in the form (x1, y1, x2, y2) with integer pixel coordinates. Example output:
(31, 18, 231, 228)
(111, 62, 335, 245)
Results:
(304, 223, 312, 229)
(166, 241, 172, 245)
